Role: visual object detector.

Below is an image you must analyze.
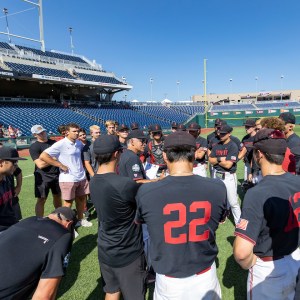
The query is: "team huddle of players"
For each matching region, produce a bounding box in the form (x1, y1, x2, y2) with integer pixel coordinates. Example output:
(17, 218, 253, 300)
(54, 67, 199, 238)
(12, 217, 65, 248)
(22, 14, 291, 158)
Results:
(1, 112, 300, 300)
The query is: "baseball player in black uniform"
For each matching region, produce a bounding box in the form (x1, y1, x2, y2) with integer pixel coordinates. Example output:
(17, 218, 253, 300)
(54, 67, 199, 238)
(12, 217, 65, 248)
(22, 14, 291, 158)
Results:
(234, 128, 300, 300)
(187, 122, 208, 177)
(209, 124, 241, 224)
(136, 131, 227, 299)
(29, 125, 61, 217)
(90, 135, 146, 300)
(0, 207, 75, 299)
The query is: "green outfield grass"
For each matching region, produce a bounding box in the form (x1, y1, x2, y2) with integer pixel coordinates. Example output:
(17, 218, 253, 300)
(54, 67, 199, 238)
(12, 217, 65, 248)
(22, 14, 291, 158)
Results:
(17, 126, 300, 300)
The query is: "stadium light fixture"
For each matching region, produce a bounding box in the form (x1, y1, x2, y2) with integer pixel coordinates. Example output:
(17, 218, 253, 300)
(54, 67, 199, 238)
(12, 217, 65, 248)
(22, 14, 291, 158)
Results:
(280, 75, 284, 101)
(176, 81, 180, 100)
(255, 77, 258, 93)
(150, 78, 153, 101)
(229, 78, 233, 94)
(3, 8, 11, 43)
(69, 27, 74, 55)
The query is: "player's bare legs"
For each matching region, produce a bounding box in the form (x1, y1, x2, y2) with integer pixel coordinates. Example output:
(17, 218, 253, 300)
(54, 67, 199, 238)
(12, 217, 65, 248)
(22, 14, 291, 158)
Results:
(63, 199, 73, 208)
(35, 197, 46, 217)
(53, 194, 62, 209)
(75, 195, 86, 220)
(105, 291, 121, 300)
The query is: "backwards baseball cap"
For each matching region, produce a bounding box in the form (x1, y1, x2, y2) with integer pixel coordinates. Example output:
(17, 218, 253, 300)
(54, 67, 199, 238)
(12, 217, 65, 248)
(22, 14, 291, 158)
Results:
(130, 122, 139, 130)
(0, 147, 27, 161)
(279, 112, 296, 124)
(244, 119, 256, 127)
(52, 207, 77, 223)
(188, 122, 201, 131)
(127, 129, 146, 140)
(218, 124, 233, 134)
(93, 135, 121, 155)
(177, 124, 187, 131)
(117, 124, 129, 131)
(150, 124, 162, 132)
(31, 124, 46, 134)
(171, 122, 178, 129)
(253, 128, 287, 155)
(164, 131, 196, 148)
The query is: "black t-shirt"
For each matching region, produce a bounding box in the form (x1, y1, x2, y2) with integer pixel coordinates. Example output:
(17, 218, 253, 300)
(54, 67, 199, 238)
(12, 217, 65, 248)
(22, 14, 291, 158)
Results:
(235, 173, 300, 257)
(0, 216, 73, 299)
(195, 136, 208, 165)
(210, 140, 239, 173)
(241, 134, 255, 164)
(231, 135, 242, 151)
(207, 131, 217, 144)
(136, 175, 227, 278)
(0, 176, 17, 228)
(29, 140, 59, 181)
(90, 173, 143, 267)
(287, 133, 300, 149)
(118, 149, 146, 180)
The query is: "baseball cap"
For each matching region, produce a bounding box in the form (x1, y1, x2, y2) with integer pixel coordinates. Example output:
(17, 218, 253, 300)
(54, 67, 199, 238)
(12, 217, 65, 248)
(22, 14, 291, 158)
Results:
(253, 128, 287, 155)
(164, 131, 196, 148)
(52, 207, 77, 222)
(117, 124, 129, 131)
(93, 135, 121, 155)
(31, 125, 46, 134)
(130, 122, 139, 130)
(150, 124, 162, 132)
(279, 112, 296, 124)
(177, 124, 187, 131)
(216, 120, 227, 128)
(214, 118, 222, 126)
(244, 119, 256, 127)
(218, 124, 233, 134)
(0, 147, 27, 161)
(188, 122, 201, 131)
(127, 129, 146, 140)
(171, 122, 178, 129)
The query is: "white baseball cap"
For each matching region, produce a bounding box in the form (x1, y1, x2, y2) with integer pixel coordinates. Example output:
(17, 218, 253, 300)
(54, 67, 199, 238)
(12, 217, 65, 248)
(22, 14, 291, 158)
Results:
(31, 125, 46, 134)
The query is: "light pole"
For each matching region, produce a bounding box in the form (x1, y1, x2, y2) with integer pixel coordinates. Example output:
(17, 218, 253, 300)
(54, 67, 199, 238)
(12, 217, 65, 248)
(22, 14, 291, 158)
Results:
(176, 80, 180, 101)
(255, 77, 258, 93)
(69, 27, 74, 55)
(229, 78, 233, 95)
(280, 75, 284, 101)
(150, 78, 153, 101)
(3, 8, 11, 43)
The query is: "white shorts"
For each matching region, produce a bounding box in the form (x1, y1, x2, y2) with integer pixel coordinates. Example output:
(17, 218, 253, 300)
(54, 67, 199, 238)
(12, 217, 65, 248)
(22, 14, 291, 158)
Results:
(154, 262, 221, 300)
(248, 248, 300, 300)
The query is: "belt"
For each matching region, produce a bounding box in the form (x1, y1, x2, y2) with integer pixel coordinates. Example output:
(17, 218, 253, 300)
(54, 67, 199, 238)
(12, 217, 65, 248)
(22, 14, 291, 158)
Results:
(259, 256, 284, 262)
(165, 266, 211, 278)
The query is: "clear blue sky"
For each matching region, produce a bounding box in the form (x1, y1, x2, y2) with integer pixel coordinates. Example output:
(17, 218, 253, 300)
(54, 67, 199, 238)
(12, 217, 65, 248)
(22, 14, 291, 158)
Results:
(1, 0, 300, 102)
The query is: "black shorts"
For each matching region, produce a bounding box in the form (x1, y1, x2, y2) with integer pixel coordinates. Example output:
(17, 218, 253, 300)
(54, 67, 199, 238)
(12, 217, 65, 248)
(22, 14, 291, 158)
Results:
(34, 173, 61, 199)
(100, 254, 147, 299)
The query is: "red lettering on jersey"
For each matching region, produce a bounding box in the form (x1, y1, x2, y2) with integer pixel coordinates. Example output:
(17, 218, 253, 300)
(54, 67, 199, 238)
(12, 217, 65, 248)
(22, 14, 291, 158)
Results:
(216, 149, 228, 157)
(284, 192, 300, 232)
(163, 201, 211, 244)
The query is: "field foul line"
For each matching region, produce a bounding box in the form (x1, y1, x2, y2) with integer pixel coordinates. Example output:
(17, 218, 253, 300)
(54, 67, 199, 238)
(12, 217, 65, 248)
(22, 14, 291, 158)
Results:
(23, 174, 34, 178)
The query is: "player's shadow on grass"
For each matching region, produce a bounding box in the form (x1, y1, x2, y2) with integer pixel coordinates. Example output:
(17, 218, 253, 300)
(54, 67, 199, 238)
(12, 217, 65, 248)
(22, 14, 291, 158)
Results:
(222, 236, 248, 300)
(57, 233, 98, 299)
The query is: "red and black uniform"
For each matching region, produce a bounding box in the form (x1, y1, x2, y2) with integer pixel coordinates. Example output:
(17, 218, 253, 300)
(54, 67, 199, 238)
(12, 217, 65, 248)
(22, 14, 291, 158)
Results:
(194, 136, 208, 166)
(135, 175, 227, 277)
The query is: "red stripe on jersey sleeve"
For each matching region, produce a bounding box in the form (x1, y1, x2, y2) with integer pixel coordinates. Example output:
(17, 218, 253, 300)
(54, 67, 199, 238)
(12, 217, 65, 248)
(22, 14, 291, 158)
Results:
(234, 232, 256, 245)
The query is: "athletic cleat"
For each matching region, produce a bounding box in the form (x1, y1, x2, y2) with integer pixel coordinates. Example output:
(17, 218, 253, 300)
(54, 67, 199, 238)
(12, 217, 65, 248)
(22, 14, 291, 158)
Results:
(75, 219, 93, 228)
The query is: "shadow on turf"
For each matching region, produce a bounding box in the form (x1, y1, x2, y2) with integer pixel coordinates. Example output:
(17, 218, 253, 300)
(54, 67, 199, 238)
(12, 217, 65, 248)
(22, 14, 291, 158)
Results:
(57, 233, 98, 299)
(222, 236, 248, 300)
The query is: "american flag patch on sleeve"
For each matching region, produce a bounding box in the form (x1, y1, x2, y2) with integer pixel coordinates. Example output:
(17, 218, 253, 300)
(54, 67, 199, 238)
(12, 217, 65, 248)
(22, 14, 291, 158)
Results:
(236, 218, 249, 230)
(231, 156, 237, 161)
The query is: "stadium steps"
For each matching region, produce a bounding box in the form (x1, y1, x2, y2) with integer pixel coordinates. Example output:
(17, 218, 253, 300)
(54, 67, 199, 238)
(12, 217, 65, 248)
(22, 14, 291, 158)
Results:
(71, 107, 105, 125)
(130, 106, 172, 124)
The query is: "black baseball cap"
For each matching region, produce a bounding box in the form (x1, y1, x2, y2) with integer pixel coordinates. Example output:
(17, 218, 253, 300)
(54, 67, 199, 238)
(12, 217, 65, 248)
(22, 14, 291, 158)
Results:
(52, 207, 77, 222)
(218, 124, 233, 134)
(0, 147, 27, 161)
(279, 112, 296, 124)
(216, 120, 227, 128)
(177, 124, 187, 131)
(164, 131, 196, 148)
(130, 122, 139, 130)
(253, 128, 287, 155)
(171, 122, 178, 129)
(93, 135, 121, 155)
(214, 118, 222, 126)
(188, 122, 201, 131)
(117, 124, 129, 131)
(127, 129, 146, 140)
(244, 119, 256, 127)
(150, 124, 162, 132)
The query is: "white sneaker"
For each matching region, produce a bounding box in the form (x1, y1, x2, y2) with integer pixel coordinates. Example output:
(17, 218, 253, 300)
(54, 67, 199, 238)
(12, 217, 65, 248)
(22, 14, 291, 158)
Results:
(75, 219, 93, 228)
(73, 229, 79, 238)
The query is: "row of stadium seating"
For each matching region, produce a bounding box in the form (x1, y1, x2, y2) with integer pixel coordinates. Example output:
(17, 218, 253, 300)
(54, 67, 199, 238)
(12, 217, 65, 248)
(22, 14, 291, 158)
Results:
(0, 42, 14, 50)
(76, 73, 122, 84)
(255, 101, 300, 108)
(210, 104, 255, 111)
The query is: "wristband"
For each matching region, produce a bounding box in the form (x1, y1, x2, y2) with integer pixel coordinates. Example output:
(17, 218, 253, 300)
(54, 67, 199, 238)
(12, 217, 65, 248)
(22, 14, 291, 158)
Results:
(217, 157, 221, 163)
